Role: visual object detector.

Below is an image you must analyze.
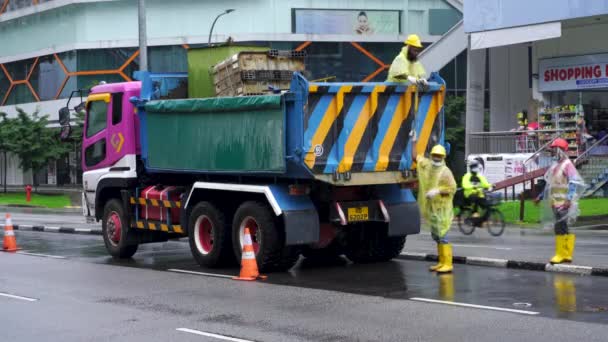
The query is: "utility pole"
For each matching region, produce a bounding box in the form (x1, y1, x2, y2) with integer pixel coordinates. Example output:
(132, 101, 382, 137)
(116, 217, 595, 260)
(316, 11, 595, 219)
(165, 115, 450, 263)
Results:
(138, 0, 148, 71)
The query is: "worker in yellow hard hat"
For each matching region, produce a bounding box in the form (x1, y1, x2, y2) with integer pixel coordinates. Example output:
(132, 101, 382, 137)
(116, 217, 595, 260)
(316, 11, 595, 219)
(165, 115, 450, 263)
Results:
(412, 133, 456, 273)
(387, 34, 427, 85)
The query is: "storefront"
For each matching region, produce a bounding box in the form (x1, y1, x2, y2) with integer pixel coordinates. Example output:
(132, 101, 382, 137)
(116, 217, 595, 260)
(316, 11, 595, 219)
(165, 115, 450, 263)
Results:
(537, 52, 608, 155)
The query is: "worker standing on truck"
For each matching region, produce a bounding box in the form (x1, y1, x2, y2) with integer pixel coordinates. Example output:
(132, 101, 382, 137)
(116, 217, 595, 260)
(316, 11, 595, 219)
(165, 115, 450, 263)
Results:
(462, 160, 492, 220)
(387, 34, 427, 86)
(412, 134, 457, 273)
(535, 138, 585, 264)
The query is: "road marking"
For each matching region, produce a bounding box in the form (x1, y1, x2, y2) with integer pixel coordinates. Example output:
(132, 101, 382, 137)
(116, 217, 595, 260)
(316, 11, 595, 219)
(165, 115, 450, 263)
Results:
(409, 297, 539, 315)
(451, 244, 512, 251)
(168, 269, 233, 279)
(0, 292, 38, 302)
(176, 328, 255, 342)
(17, 251, 66, 259)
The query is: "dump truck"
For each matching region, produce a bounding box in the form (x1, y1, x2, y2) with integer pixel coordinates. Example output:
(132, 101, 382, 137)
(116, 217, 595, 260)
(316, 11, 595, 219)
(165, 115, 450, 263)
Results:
(70, 68, 447, 271)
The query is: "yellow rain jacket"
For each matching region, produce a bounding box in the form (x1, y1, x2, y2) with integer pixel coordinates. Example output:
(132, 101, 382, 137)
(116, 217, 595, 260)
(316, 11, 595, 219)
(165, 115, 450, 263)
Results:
(462, 172, 491, 198)
(386, 46, 426, 82)
(416, 155, 456, 238)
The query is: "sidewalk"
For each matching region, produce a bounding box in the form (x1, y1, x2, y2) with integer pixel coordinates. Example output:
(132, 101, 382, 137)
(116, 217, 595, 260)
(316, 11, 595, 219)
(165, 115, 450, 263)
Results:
(403, 225, 608, 275)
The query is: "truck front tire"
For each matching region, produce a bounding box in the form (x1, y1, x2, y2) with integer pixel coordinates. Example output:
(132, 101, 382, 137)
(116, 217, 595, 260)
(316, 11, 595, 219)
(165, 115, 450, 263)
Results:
(344, 222, 406, 263)
(188, 202, 235, 267)
(102, 199, 138, 259)
(232, 201, 299, 272)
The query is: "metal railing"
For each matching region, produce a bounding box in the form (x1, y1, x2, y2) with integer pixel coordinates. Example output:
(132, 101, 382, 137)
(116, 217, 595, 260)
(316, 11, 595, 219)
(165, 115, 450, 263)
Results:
(468, 130, 555, 154)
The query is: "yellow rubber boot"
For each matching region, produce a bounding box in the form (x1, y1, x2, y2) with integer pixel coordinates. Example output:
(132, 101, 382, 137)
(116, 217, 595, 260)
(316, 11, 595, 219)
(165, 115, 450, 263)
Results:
(564, 234, 575, 262)
(550, 235, 568, 264)
(429, 243, 443, 272)
(436, 244, 453, 273)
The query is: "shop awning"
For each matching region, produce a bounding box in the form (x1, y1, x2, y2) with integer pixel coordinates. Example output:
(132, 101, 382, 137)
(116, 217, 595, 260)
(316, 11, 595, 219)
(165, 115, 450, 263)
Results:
(470, 22, 561, 50)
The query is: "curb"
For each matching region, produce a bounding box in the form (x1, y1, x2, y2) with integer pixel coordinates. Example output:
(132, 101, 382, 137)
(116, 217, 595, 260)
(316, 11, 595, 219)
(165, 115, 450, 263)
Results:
(5, 224, 102, 236)
(398, 252, 608, 277)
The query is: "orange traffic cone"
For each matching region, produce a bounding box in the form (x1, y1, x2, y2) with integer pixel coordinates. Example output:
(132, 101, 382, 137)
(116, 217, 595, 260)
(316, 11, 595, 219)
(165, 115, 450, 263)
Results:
(3, 213, 19, 252)
(233, 227, 266, 281)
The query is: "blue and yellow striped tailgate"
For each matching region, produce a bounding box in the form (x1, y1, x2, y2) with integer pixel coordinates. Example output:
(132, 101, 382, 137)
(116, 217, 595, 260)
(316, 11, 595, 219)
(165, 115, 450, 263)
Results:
(303, 82, 445, 174)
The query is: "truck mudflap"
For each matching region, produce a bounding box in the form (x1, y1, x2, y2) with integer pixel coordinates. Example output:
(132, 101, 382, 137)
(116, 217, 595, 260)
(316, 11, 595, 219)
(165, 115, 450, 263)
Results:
(373, 184, 421, 236)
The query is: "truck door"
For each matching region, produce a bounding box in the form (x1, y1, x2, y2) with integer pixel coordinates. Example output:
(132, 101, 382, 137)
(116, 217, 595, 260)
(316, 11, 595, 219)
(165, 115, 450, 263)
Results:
(81, 92, 128, 213)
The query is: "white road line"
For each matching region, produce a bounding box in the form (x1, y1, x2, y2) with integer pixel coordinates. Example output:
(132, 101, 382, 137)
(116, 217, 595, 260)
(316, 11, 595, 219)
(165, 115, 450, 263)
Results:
(0, 292, 38, 302)
(451, 244, 513, 251)
(168, 269, 233, 279)
(176, 328, 255, 342)
(409, 297, 539, 315)
(17, 251, 66, 259)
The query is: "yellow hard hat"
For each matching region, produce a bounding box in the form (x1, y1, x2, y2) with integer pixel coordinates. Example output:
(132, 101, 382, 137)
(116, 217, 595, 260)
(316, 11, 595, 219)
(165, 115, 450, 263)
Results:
(430, 145, 446, 158)
(405, 34, 423, 48)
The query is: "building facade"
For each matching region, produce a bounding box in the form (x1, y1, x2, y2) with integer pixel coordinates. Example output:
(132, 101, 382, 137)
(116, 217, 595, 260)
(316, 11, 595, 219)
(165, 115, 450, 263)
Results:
(0, 0, 463, 186)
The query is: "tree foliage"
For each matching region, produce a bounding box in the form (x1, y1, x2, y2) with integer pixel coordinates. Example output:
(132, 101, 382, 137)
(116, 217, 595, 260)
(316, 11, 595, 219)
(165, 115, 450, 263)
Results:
(0, 108, 74, 186)
(444, 95, 466, 170)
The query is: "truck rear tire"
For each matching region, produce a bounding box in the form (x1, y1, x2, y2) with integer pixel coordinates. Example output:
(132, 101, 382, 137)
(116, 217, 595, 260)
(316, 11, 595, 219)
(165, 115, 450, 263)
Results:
(188, 202, 235, 268)
(102, 199, 138, 259)
(344, 223, 405, 263)
(232, 201, 299, 272)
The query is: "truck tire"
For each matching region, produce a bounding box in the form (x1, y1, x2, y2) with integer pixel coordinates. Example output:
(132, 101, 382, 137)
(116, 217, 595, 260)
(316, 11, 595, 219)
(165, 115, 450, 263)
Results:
(102, 199, 138, 259)
(344, 223, 406, 263)
(232, 201, 299, 272)
(188, 202, 235, 267)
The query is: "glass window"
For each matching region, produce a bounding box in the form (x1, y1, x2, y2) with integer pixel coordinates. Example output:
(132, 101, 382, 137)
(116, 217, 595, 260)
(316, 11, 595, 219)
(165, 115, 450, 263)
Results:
(0, 70, 9, 102)
(85, 139, 106, 167)
(5, 84, 36, 105)
(30, 54, 67, 101)
(4, 58, 36, 80)
(77, 48, 137, 71)
(112, 93, 122, 125)
(149, 46, 187, 73)
(86, 101, 107, 138)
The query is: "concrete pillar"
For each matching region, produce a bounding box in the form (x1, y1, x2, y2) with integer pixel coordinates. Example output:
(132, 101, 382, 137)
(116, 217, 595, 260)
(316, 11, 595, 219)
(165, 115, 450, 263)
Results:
(489, 44, 531, 132)
(465, 41, 486, 156)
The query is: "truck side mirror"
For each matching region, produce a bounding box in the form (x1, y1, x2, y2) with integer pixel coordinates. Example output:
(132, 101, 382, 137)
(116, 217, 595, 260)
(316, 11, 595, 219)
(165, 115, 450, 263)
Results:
(74, 101, 85, 113)
(58, 107, 70, 126)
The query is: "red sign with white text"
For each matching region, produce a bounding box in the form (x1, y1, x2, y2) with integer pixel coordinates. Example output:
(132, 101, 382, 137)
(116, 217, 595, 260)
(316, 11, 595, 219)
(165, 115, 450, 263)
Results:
(539, 53, 608, 92)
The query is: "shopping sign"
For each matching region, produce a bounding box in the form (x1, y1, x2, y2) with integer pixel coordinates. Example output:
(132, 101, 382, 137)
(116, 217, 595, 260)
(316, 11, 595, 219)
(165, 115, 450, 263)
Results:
(539, 53, 608, 92)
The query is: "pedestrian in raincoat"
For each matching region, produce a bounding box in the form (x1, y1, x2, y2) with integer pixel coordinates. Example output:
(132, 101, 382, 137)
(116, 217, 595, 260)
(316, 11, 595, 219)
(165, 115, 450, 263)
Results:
(387, 34, 427, 86)
(535, 138, 585, 264)
(412, 134, 456, 273)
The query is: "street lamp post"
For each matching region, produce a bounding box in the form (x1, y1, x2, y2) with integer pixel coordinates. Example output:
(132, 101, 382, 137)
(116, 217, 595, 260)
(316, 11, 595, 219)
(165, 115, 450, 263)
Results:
(138, 0, 148, 71)
(208, 9, 235, 47)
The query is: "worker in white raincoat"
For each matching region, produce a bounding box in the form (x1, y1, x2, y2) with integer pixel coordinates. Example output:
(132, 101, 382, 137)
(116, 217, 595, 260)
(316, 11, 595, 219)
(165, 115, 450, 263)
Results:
(412, 134, 456, 273)
(536, 138, 586, 264)
(387, 34, 427, 86)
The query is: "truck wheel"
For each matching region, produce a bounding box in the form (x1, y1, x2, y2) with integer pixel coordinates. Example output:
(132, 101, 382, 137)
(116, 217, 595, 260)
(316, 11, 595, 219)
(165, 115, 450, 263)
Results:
(232, 201, 299, 272)
(188, 202, 235, 267)
(344, 223, 405, 263)
(102, 199, 138, 259)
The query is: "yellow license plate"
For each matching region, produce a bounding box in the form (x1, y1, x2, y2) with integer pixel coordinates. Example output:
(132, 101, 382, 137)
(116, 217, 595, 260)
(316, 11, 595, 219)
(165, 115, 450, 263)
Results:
(347, 207, 369, 222)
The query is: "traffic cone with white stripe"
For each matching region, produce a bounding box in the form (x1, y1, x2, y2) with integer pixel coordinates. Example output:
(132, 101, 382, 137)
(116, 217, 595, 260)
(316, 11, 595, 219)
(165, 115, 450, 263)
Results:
(3, 213, 19, 252)
(233, 227, 266, 281)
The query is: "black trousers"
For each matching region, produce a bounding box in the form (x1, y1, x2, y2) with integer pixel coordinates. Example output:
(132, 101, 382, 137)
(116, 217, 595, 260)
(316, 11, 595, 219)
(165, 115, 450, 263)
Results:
(553, 207, 569, 235)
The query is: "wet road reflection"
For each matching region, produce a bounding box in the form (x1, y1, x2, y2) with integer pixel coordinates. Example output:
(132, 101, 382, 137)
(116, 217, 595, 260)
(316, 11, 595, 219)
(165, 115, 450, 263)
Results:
(13, 230, 608, 324)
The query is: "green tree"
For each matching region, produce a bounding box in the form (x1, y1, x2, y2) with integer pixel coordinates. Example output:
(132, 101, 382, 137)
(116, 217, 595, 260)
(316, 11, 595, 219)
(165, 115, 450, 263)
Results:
(0, 113, 17, 193)
(5, 108, 73, 190)
(444, 96, 466, 174)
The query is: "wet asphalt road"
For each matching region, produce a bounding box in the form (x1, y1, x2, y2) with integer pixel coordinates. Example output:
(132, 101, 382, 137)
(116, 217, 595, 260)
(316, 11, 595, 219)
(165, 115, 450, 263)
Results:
(2, 230, 608, 342)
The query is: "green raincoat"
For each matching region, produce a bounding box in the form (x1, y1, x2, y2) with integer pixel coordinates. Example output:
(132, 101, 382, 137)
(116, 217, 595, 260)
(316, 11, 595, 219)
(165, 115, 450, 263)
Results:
(386, 46, 427, 82)
(416, 155, 456, 238)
